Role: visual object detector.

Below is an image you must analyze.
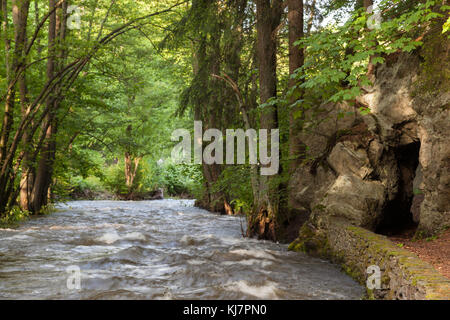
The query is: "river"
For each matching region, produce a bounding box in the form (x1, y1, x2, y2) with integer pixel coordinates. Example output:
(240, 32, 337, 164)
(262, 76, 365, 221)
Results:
(0, 200, 364, 299)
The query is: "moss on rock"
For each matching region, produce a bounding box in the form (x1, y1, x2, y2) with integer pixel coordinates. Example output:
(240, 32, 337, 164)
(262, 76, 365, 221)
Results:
(289, 218, 450, 299)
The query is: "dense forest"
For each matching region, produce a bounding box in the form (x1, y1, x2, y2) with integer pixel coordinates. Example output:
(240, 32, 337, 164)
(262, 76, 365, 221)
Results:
(0, 0, 448, 243)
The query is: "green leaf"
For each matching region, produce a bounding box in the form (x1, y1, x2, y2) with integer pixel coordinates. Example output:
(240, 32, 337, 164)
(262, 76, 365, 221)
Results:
(443, 17, 450, 34)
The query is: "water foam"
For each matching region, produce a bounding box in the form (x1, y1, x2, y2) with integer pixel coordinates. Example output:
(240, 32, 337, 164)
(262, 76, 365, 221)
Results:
(187, 259, 206, 265)
(179, 235, 196, 246)
(96, 231, 146, 244)
(229, 249, 276, 261)
(96, 232, 121, 244)
(224, 280, 279, 299)
(223, 259, 273, 267)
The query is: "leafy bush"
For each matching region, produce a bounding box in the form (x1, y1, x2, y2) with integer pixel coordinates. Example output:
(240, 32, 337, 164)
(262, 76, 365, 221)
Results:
(0, 206, 30, 228)
(65, 158, 203, 199)
(159, 163, 203, 197)
(211, 165, 254, 215)
(102, 163, 130, 196)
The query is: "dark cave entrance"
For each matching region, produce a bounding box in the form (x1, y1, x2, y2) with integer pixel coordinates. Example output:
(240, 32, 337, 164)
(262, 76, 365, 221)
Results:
(376, 141, 421, 236)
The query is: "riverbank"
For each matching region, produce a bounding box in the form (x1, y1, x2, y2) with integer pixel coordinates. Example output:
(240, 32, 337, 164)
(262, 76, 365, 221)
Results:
(289, 218, 450, 300)
(67, 187, 193, 201)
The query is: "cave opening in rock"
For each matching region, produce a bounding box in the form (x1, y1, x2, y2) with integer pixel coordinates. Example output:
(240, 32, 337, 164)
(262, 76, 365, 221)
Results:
(376, 141, 421, 236)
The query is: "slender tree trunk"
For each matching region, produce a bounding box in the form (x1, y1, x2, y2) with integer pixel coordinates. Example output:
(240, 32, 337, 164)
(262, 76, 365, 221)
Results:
(124, 116, 141, 192)
(205, 29, 226, 213)
(364, 0, 376, 78)
(1, 0, 30, 159)
(0, 0, 31, 213)
(125, 152, 132, 188)
(287, 0, 306, 221)
(0, 0, 13, 211)
(248, 46, 260, 204)
(1, 0, 12, 164)
(19, 0, 46, 211)
(288, 0, 304, 172)
(31, 0, 66, 213)
(19, 40, 33, 212)
(1, 0, 30, 169)
(191, 16, 226, 214)
(191, 37, 210, 210)
(123, 96, 141, 193)
(306, 0, 316, 35)
(248, 0, 283, 240)
(124, 153, 140, 190)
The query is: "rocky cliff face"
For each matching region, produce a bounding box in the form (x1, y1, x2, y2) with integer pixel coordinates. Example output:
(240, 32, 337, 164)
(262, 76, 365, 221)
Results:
(289, 28, 449, 239)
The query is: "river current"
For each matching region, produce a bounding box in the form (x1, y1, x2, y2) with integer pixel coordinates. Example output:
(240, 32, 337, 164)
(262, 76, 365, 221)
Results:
(0, 200, 364, 299)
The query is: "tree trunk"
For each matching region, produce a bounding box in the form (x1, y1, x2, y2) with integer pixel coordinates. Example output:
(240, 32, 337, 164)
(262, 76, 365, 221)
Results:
(0, 0, 30, 213)
(191, 37, 210, 210)
(124, 152, 140, 190)
(364, 0, 377, 80)
(306, 0, 316, 35)
(0, 0, 13, 168)
(191, 13, 226, 214)
(248, 0, 283, 240)
(31, 0, 67, 213)
(288, 0, 305, 172)
(19, 41, 33, 212)
(287, 0, 308, 226)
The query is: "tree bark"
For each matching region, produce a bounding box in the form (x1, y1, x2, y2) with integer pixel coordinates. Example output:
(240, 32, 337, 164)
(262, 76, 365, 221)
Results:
(19, 31, 33, 212)
(288, 0, 304, 172)
(190, 3, 228, 214)
(0, 0, 31, 212)
(364, 0, 376, 78)
(124, 152, 141, 190)
(31, 0, 67, 213)
(123, 122, 140, 191)
(306, 0, 316, 35)
(248, 0, 283, 240)
(287, 0, 307, 225)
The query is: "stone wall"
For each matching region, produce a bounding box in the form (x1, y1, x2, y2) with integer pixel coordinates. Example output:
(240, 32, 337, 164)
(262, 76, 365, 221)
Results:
(289, 218, 450, 300)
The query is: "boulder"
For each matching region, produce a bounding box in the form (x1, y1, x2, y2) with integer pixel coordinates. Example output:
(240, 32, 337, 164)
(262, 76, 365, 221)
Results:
(289, 33, 449, 238)
(318, 174, 385, 229)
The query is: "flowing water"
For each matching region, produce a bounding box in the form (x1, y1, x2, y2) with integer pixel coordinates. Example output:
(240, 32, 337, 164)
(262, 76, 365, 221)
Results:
(0, 200, 364, 300)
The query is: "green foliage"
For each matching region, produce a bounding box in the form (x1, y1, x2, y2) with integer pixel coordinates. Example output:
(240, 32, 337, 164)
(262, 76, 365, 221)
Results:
(44, 1, 194, 200)
(443, 16, 450, 34)
(211, 165, 254, 215)
(101, 163, 132, 196)
(291, 0, 446, 111)
(158, 163, 202, 197)
(413, 18, 450, 98)
(72, 176, 106, 193)
(0, 207, 30, 228)
(69, 159, 203, 199)
(38, 204, 56, 216)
